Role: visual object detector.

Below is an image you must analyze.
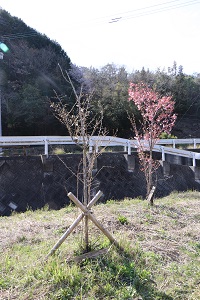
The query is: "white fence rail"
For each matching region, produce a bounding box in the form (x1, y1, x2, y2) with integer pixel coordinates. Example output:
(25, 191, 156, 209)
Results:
(0, 136, 200, 166)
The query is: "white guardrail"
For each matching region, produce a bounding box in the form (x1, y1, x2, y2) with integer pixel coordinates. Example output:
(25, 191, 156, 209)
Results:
(0, 136, 200, 166)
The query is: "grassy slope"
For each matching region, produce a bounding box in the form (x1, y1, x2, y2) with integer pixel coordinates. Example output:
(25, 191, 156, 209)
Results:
(0, 191, 199, 300)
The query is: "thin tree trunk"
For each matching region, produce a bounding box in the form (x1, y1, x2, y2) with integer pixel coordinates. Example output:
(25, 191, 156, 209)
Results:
(83, 145, 89, 250)
(147, 139, 153, 203)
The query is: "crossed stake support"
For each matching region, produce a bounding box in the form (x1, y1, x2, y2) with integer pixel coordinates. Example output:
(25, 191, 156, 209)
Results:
(46, 190, 121, 259)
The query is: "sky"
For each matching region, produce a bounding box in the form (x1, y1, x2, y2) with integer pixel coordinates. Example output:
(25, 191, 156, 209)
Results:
(0, 0, 200, 74)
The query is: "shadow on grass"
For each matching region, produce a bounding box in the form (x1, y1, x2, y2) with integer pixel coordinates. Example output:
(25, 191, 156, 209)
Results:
(48, 245, 174, 299)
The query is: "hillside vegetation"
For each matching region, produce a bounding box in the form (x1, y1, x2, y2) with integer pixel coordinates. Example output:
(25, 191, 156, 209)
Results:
(1, 9, 200, 137)
(0, 191, 199, 299)
(0, 9, 74, 136)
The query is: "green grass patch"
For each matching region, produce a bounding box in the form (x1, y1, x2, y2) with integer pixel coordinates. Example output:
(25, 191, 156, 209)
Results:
(0, 191, 199, 299)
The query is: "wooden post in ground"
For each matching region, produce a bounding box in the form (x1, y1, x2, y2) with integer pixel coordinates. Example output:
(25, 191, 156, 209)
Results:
(46, 190, 122, 259)
(46, 213, 84, 258)
(147, 186, 156, 206)
(68, 192, 122, 250)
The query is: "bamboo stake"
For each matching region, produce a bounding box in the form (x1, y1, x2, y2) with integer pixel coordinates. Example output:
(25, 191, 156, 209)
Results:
(87, 190, 103, 208)
(46, 190, 123, 259)
(68, 192, 122, 250)
(88, 209, 122, 250)
(46, 212, 84, 259)
(46, 191, 103, 258)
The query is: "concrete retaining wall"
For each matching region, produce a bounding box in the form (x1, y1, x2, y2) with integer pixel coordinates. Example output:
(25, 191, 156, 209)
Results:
(0, 153, 199, 216)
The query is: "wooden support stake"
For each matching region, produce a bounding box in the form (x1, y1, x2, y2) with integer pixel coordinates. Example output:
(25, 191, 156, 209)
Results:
(46, 213, 84, 259)
(87, 190, 103, 208)
(67, 190, 102, 212)
(68, 192, 122, 250)
(88, 208, 122, 250)
(46, 190, 123, 259)
(147, 186, 156, 206)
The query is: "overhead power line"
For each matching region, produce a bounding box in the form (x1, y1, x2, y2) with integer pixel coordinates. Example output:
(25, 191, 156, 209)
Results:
(109, 0, 183, 16)
(0, 0, 199, 40)
(108, 0, 200, 23)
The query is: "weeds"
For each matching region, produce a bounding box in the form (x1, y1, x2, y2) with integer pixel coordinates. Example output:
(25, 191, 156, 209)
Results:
(53, 147, 66, 155)
(117, 214, 128, 225)
(0, 191, 199, 299)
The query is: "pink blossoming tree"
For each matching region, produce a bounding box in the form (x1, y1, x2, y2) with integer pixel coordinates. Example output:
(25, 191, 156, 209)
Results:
(128, 82, 177, 205)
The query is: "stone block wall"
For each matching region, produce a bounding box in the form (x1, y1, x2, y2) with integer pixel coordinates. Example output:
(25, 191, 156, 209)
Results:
(0, 153, 199, 216)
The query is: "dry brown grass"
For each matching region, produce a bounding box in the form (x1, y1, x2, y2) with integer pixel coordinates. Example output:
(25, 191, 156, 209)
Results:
(0, 191, 199, 299)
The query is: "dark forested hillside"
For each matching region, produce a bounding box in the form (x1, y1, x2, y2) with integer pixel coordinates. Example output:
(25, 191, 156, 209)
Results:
(0, 9, 76, 135)
(1, 9, 200, 138)
(81, 63, 200, 138)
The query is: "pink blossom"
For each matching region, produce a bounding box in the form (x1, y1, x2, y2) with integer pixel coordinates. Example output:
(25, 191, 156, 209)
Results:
(128, 82, 177, 197)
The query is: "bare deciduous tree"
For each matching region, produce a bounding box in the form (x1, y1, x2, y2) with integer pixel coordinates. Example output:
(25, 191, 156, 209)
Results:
(50, 65, 107, 251)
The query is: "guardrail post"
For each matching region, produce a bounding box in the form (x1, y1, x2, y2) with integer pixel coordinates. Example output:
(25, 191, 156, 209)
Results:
(128, 140, 131, 155)
(89, 139, 93, 153)
(161, 146, 165, 161)
(44, 138, 48, 156)
(95, 143, 99, 153)
(173, 139, 176, 148)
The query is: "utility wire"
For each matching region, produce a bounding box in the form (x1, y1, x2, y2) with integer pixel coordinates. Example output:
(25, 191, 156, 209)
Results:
(111, 0, 200, 23)
(0, 0, 199, 40)
(69, 0, 200, 26)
